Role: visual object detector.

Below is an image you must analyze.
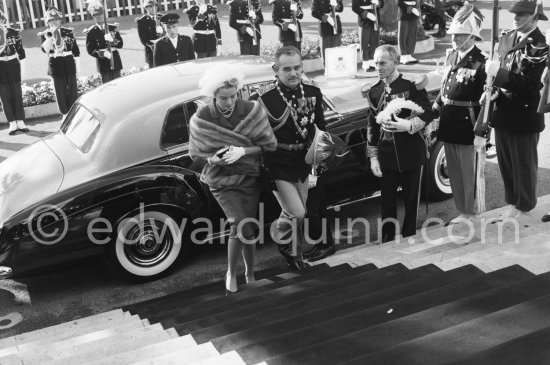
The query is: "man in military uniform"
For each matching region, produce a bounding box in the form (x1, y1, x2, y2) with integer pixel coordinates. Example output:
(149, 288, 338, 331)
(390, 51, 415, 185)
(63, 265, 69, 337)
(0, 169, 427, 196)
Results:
(398, 0, 420, 64)
(153, 13, 195, 67)
(352, 0, 384, 71)
(229, 0, 263, 56)
(366, 45, 433, 242)
(136, 0, 164, 68)
(272, 0, 303, 51)
(433, 3, 487, 224)
(312, 0, 343, 62)
(485, 0, 548, 220)
(0, 10, 27, 135)
(39, 6, 80, 117)
(432, 0, 447, 38)
(185, 0, 221, 58)
(85, 1, 124, 84)
(252, 46, 333, 268)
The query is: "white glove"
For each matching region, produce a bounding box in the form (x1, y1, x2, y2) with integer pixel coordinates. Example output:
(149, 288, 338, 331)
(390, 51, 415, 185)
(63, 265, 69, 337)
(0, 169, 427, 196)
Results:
(473, 136, 486, 151)
(308, 174, 318, 189)
(485, 60, 500, 77)
(330, 0, 337, 6)
(288, 23, 297, 32)
(199, 4, 208, 13)
(370, 157, 382, 177)
(103, 50, 112, 59)
(19, 59, 26, 80)
(246, 27, 254, 37)
(156, 26, 163, 34)
(248, 10, 256, 18)
(42, 37, 53, 51)
(372, 0, 379, 6)
(223, 146, 245, 164)
(104, 33, 114, 43)
(327, 16, 335, 26)
(290, 3, 297, 11)
(411, 8, 419, 16)
(366, 12, 376, 22)
(74, 56, 81, 75)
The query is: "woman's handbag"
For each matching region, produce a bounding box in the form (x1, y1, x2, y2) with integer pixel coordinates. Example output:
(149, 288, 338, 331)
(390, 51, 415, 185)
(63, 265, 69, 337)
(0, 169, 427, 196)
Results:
(259, 147, 278, 191)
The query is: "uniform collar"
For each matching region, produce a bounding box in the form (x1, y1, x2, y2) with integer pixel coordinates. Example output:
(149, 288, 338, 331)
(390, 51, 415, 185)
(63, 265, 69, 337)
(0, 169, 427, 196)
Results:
(381, 69, 399, 86)
(458, 45, 475, 62)
(278, 80, 302, 95)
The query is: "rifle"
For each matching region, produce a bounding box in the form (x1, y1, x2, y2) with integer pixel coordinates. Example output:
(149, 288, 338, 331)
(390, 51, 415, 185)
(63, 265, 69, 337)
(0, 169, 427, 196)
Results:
(537, 25, 550, 113)
(330, 1, 337, 35)
(290, 0, 300, 42)
(247, 0, 258, 46)
(103, 0, 114, 70)
(473, 0, 498, 137)
(373, 1, 379, 31)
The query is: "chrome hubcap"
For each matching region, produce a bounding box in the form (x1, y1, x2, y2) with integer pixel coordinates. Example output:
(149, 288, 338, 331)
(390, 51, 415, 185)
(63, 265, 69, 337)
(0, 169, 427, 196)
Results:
(124, 219, 173, 268)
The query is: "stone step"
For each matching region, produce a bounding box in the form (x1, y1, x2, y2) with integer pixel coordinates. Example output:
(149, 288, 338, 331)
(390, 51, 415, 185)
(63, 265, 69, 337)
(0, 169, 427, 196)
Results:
(188, 351, 247, 365)
(130, 342, 220, 365)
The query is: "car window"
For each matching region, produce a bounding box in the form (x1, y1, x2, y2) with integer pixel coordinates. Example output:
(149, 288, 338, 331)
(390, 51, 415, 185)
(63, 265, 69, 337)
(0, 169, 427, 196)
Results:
(161, 98, 208, 149)
(60, 104, 100, 153)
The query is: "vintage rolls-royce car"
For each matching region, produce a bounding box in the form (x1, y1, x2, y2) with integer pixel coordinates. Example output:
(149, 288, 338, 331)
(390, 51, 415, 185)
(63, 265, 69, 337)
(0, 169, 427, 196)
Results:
(0, 56, 449, 282)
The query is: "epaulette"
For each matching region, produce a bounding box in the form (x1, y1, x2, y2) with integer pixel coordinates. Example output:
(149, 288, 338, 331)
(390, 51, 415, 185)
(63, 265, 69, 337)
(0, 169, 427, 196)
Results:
(135, 14, 148, 22)
(184, 5, 196, 13)
(361, 82, 375, 108)
(83, 24, 98, 35)
(258, 82, 277, 95)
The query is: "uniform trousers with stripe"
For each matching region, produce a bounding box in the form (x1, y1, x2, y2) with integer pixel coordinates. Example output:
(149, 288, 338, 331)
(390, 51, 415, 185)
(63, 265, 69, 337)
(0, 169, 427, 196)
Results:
(444, 143, 486, 215)
(52, 74, 77, 115)
(0, 82, 25, 122)
(495, 129, 539, 212)
(381, 166, 422, 238)
(359, 22, 379, 61)
(398, 18, 417, 55)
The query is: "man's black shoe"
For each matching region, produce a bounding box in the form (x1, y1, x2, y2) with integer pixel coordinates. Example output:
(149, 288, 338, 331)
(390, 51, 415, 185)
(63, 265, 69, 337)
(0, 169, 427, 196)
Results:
(308, 245, 336, 262)
(303, 245, 317, 259)
(278, 244, 294, 260)
(542, 213, 550, 223)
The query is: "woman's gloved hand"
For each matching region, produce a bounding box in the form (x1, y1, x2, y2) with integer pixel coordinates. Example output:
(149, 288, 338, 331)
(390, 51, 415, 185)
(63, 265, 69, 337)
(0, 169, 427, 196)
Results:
(223, 146, 245, 164)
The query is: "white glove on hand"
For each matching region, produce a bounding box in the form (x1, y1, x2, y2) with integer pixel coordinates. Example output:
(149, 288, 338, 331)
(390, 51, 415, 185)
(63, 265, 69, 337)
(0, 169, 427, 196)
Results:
(366, 12, 377, 22)
(19, 59, 26, 80)
(74, 57, 81, 75)
(383, 115, 412, 133)
(104, 33, 114, 43)
(411, 8, 419, 16)
(308, 174, 318, 189)
(290, 3, 297, 11)
(330, 0, 337, 6)
(246, 27, 254, 37)
(199, 4, 208, 13)
(473, 136, 486, 151)
(288, 23, 297, 32)
(370, 157, 382, 177)
(248, 10, 256, 18)
(156, 26, 164, 34)
(223, 146, 245, 164)
(42, 38, 53, 51)
(485, 60, 500, 78)
(103, 50, 112, 59)
(372, 0, 379, 6)
(327, 16, 335, 26)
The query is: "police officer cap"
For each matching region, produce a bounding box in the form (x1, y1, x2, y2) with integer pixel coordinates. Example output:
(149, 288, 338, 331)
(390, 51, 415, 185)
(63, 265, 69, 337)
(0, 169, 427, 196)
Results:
(160, 13, 180, 24)
(44, 6, 63, 22)
(509, 0, 547, 21)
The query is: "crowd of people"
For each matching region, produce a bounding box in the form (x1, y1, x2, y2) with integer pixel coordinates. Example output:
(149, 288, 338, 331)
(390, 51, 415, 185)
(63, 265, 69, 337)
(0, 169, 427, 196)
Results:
(0, 0, 548, 294)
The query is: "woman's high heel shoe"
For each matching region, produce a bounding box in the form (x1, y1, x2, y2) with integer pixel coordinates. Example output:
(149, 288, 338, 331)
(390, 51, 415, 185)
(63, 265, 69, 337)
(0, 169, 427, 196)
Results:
(225, 271, 238, 296)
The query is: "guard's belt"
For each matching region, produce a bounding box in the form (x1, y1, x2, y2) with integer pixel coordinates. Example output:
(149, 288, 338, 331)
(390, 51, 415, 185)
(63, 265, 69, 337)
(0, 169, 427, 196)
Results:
(48, 51, 74, 58)
(194, 30, 216, 35)
(277, 142, 306, 151)
(441, 96, 481, 108)
(0, 54, 18, 61)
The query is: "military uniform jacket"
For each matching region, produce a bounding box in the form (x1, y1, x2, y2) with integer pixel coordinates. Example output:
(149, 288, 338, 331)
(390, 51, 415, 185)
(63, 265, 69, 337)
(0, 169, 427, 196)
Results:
(186, 5, 222, 39)
(0, 27, 25, 83)
(311, 0, 343, 36)
(85, 23, 123, 73)
(136, 13, 164, 64)
(351, 0, 384, 27)
(255, 81, 326, 182)
(40, 27, 80, 78)
(153, 34, 195, 67)
(434, 46, 487, 145)
(272, 0, 303, 42)
(398, 0, 419, 21)
(491, 28, 548, 134)
(366, 75, 433, 171)
(229, 0, 264, 42)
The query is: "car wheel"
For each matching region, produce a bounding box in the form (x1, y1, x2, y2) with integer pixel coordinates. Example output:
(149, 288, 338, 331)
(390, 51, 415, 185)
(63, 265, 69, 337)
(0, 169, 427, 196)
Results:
(424, 141, 452, 201)
(106, 210, 186, 282)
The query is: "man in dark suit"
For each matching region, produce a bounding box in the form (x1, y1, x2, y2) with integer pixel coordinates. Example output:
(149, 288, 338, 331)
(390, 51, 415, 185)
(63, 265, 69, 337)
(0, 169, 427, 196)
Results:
(366, 45, 433, 242)
(272, 0, 303, 51)
(312, 0, 343, 62)
(229, 0, 263, 56)
(0, 10, 27, 135)
(136, 0, 164, 68)
(352, 0, 384, 71)
(153, 13, 195, 67)
(485, 0, 548, 220)
(85, 1, 123, 84)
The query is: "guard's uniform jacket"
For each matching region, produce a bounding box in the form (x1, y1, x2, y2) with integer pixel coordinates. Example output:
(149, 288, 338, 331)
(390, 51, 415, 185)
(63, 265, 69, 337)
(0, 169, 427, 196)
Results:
(253, 80, 326, 182)
(0, 27, 25, 83)
(39, 27, 79, 77)
(153, 34, 195, 67)
(186, 4, 221, 54)
(491, 28, 549, 133)
(85, 23, 123, 73)
(311, 0, 343, 36)
(434, 46, 488, 144)
(351, 0, 384, 27)
(272, 0, 304, 43)
(136, 13, 164, 67)
(229, 0, 263, 43)
(366, 74, 433, 171)
(398, 0, 419, 21)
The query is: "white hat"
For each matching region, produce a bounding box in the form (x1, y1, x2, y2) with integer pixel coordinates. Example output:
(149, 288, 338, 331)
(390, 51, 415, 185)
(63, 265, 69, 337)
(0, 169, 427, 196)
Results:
(199, 65, 244, 97)
(448, 2, 484, 41)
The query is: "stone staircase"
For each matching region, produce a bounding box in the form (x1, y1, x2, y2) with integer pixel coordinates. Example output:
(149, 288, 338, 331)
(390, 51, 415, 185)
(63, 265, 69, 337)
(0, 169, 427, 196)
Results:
(3, 197, 550, 364)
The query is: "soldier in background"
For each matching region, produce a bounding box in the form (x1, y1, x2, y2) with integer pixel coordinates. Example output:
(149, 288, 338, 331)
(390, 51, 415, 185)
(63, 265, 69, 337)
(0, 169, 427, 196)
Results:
(137, 0, 164, 68)
(39, 6, 80, 117)
(186, 0, 221, 58)
(352, 0, 384, 71)
(312, 0, 344, 62)
(0, 10, 27, 135)
(153, 13, 195, 67)
(272, 0, 303, 51)
(229, 0, 263, 56)
(432, 0, 447, 38)
(398, 0, 420, 64)
(85, 1, 124, 84)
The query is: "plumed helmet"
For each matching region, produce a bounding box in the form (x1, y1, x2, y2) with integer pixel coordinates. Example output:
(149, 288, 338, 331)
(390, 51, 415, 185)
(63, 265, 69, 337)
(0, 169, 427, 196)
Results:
(509, 0, 547, 21)
(87, 0, 105, 16)
(142, 0, 158, 8)
(304, 125, 348, 169)
(199, 65, 245, 97)
(44, 6, 63, 23)
(448, 2, 484, 41)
